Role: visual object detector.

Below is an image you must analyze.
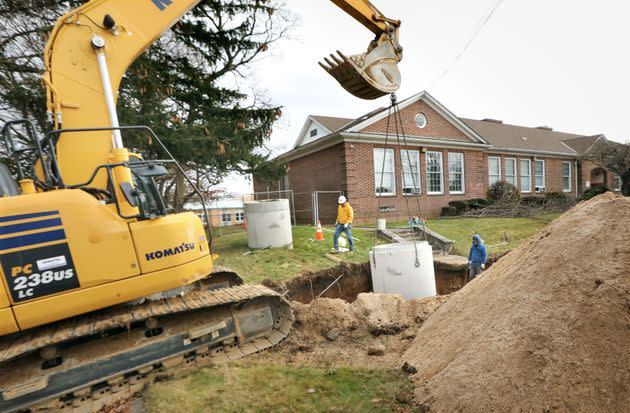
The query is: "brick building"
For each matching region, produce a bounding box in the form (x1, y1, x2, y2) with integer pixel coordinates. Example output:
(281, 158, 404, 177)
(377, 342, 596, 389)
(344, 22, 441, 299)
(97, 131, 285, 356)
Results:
(255, 91, 622, 224)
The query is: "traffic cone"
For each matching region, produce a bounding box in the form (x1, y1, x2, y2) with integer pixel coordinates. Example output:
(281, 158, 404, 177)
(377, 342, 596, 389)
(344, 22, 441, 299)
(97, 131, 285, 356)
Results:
(315, 220, 324, 241)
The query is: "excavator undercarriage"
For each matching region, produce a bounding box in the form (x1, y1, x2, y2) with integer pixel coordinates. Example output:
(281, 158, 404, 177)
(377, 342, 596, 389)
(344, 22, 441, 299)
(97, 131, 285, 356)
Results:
(0, 268, 293, 412)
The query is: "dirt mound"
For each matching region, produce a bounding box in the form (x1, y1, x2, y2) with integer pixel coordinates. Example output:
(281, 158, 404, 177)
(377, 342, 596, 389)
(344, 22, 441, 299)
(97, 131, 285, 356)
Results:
(403, 193, 630, 412)
(260, 293, 448, 369)
(292, 293, 447, 338)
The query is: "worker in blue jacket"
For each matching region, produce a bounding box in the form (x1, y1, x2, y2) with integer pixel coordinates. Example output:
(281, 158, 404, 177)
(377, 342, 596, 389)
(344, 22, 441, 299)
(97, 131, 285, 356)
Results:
(468, 234, 487, 279)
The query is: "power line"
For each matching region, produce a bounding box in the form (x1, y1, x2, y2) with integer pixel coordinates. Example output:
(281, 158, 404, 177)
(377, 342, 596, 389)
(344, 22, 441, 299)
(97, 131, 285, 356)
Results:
(430, 0, 507, 90)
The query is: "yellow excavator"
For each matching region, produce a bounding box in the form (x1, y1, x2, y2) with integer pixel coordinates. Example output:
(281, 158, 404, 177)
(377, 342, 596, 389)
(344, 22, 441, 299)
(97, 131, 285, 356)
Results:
(0, 0, 402, 411)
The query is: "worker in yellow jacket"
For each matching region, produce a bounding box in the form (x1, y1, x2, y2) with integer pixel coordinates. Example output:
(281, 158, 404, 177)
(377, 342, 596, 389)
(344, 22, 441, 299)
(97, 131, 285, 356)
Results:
(333, 195, 354, 253)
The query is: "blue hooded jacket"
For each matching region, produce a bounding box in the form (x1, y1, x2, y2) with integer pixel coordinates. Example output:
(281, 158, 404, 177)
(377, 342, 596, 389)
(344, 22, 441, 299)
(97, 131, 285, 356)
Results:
(468, 234, 487, 265)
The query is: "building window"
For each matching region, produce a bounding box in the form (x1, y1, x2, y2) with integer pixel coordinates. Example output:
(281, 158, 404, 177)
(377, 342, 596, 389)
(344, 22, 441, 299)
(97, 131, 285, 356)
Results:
(534, 159, 545, 192)
(235, 212, 245, 222)
(520, 159, 531, 193)
(614, 174, 622, 191)
(401, 149, 421, 195)
(448, 152, 465, 194)
(562, 161, 572, 192)
(221, 213, 231, 223)
(309, 129, 317, 137)
(426, 151, 444, 194)
(505, 158, 517, 187)
(415, 113, 427, 128)
(374, 148, 395, 195)
(488, 156, 501, 186)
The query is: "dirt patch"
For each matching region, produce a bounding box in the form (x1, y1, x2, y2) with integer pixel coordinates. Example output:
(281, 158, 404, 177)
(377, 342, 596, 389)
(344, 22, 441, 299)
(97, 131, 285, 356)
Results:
(403, 193, 630, 412)
(253, 292, 449, 369)
(263, 262, 372, 303)
(99, 399, 130, 413)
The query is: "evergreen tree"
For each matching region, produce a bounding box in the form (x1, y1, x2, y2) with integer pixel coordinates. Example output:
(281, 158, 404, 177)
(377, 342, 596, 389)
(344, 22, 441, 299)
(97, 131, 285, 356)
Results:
(0, 0, 291, 202)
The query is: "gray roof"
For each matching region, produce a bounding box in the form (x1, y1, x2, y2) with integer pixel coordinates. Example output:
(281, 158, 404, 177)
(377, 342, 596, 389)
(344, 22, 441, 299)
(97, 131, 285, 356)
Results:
(310, 115, 353, 133)
(562, 135, 603, 154)
(461, 118, 583, 155)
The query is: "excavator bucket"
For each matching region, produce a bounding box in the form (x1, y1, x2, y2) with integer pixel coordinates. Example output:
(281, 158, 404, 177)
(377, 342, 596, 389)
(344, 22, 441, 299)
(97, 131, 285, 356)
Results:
(319, 30, 402, 100)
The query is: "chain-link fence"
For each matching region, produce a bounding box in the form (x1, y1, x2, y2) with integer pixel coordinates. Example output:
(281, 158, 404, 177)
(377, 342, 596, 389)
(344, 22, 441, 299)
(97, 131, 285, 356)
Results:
(187, 189, 355, 235)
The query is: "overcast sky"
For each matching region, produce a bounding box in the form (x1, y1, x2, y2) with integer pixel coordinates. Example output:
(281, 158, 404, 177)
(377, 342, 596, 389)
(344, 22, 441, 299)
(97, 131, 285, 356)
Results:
(222, 0, 630, 194)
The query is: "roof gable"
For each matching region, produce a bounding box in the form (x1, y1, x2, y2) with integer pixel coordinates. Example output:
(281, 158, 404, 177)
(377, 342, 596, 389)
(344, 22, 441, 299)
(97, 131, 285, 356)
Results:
(293, 115, 352, 148)
(562, 134, 605, 154)
(346, 91, 487, 144)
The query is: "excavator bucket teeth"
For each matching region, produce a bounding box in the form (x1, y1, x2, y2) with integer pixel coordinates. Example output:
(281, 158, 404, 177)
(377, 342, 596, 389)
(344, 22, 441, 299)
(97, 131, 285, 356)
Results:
(320, 34, 402, 100)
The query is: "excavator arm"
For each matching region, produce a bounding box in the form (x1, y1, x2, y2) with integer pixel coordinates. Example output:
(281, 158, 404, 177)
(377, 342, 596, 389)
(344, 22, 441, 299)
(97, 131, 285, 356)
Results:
(42, 0, 402, 186)
(43, 0, 203, 187)
(329, 0, 400, 35)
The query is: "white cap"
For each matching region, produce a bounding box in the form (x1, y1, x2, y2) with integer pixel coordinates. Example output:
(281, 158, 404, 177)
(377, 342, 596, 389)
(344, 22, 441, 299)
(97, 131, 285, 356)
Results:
(338, 195, 347, 204)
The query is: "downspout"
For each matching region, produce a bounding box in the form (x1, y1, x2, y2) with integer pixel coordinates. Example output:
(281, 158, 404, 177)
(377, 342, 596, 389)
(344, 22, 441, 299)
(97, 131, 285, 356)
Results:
(573, 159, 579, 198)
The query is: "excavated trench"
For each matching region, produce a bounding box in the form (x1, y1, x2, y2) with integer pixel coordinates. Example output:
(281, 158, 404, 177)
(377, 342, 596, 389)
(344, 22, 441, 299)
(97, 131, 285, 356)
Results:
(263, 262, 373, 304)
(262, 255, 500, 304)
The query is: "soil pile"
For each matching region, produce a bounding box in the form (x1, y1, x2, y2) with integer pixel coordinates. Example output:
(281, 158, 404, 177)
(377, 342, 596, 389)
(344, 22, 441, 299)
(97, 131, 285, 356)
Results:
(403, 193, 630, 412)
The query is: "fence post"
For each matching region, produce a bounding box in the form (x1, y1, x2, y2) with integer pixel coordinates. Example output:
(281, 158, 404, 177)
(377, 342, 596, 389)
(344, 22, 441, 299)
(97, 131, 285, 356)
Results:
(290, 190, 296, 226)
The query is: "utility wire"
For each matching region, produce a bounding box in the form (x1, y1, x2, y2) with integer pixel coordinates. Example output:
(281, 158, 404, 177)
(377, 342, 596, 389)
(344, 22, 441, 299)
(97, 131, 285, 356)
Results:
(430, 0, 506, 89)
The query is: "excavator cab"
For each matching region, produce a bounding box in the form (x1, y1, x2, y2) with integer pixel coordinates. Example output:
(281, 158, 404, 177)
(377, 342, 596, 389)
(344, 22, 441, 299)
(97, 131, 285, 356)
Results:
(319, 0, 403, 100)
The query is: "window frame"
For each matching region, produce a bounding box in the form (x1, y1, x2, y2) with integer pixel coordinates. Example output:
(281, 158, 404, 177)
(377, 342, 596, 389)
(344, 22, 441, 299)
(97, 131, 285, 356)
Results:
(488, 156, 501, 186)
(614, 174, 622, 192)
(505, 158, 517, 187)
(373, 148, 396, 196)
(425, 151, 444, 195)
(448, 152, 465, 194)
(221, 212, 231, 223)
(401, 149, 421, 195)
(520, 159, 532, 193)
(534, 159, 546, 192)
(562, 161, 572, 193)
(235, 212, 245, 223)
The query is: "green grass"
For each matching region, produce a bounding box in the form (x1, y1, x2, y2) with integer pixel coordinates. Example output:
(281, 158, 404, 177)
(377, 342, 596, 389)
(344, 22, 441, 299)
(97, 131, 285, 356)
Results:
(211, 226, 383, 284)
(210, 224, 246, 236)
(211, 215, 561, 282)
(144, 365, 415, 413)
(425, 213, 561, 256)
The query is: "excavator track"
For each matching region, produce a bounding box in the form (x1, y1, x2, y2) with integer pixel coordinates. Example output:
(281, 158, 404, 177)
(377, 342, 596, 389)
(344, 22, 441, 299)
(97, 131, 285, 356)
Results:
(0, 272, 293, 413)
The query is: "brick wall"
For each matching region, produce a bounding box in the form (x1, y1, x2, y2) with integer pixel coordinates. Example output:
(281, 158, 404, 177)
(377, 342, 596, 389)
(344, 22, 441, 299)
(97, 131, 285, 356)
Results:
(360, 100, 473, 142)
(580, 160, 619, 194)
(485, 153, 577, 195)
(345, 142, 487, 222)
(342, 148, 584, 223)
